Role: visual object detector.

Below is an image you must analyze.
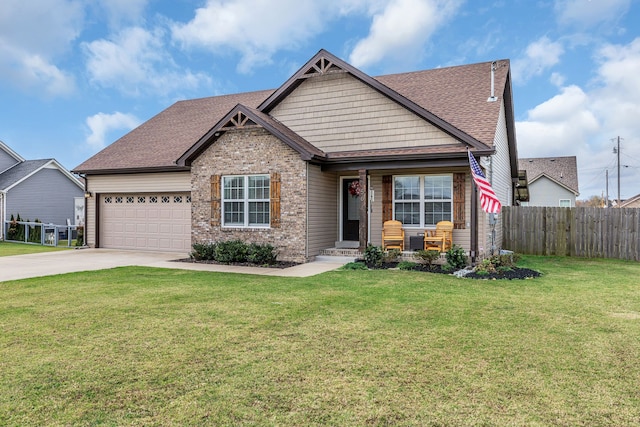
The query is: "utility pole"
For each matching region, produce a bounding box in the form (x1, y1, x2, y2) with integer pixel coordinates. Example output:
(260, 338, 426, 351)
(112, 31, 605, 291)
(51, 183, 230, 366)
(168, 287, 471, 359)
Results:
(617, 136, 621, 206)
(613, 136, 622, 206)
(606, 170, 609, 208)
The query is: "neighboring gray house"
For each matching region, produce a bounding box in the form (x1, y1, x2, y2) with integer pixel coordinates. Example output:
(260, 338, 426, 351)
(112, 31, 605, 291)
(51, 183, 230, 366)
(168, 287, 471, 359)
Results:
(0, 140, 84, 239)
(518, 156, 579, 207)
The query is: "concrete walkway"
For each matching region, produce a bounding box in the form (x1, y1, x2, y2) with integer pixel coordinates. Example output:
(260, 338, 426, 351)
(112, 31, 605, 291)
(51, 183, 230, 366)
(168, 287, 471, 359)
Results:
(0, 248, 351, 282)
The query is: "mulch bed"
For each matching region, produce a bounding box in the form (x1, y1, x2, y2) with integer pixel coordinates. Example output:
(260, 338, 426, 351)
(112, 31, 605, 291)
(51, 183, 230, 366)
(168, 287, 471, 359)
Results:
(363, 261, 541, 280)
(463, 268, 541, 280)
(174, 258, 300, 269)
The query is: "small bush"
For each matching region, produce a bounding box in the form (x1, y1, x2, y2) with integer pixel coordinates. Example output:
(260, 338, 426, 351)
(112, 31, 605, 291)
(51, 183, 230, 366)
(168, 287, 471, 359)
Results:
(384, 248, 402, 262)
(191, 242, 217, 261)
(398, 261, 417, 270)
(495, 252, 521, 268)
(363, 244, 384, 267)
(474, 258, 497, 275)
(414, 249, 441, 268)
(247, 243, 278, 265)
(343, 262, 368, 270)
(446, 245, 468, 270)
(76, 225, 84, 246)
(215, 240, 249, 264)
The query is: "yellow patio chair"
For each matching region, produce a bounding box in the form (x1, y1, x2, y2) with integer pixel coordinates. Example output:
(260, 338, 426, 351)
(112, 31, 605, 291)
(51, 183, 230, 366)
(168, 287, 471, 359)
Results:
(423, 220, 454, 252)
(382, 220, 405, 251)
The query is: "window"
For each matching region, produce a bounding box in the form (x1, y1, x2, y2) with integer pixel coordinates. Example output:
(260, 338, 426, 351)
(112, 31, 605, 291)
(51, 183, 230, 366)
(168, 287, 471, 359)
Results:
(559, 199, 571, 207)
(222, 175, 270, 227)
(393, 175, 452, 227)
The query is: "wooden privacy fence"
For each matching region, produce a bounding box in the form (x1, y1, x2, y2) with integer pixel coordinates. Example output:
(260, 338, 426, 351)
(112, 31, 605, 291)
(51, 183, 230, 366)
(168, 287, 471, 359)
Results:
(502, 206, 640, 261)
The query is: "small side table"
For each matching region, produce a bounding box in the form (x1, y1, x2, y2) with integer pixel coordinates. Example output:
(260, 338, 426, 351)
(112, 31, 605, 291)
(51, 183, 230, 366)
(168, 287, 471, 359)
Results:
(409, 234, 425, 251)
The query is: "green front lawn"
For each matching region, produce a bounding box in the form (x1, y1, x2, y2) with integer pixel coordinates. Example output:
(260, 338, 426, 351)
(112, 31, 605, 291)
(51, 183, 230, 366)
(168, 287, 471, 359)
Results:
(0, 241, 70, 256)
(1, 256, 639, 425)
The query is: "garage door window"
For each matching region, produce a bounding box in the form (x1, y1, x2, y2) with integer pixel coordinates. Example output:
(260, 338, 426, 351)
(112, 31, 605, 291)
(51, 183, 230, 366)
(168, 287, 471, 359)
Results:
(222, 175, 270, 227)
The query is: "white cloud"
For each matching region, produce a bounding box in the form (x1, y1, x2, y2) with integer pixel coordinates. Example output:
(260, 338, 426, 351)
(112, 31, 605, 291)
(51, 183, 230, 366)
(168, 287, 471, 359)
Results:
(517, 85, 599, 157)
(171, 0, 458, 73)
(512, 36, 565, 84)
(83, 26, 211, 96)
(555, 0, 631, 29)
(97, 0, 149, 28)
(85, 112, 141, 149)
(516, 37, 640, 199)
(171, 0, 333, 73)
(0, 0, 82, 96)
(349, 0, 462, 69)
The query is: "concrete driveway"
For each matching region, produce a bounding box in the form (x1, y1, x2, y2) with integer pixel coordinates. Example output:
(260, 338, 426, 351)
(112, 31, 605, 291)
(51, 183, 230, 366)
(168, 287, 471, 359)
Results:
(0, 248, 348, 282)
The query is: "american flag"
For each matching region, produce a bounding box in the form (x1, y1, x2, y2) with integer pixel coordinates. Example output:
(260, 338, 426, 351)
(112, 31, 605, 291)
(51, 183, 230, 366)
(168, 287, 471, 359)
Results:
(468, 151, 502, 214)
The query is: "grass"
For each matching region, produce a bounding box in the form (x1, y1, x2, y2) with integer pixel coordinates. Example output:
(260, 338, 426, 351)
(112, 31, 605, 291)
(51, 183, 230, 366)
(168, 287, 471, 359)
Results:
(0, 241, 70, 256)
(1, 256, 640, 425)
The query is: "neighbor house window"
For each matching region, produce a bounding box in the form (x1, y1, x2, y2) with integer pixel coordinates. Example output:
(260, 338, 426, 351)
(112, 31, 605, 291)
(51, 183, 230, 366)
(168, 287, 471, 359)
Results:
(394, 175, 452, 227)
(559, 199, 571, 207)
(222, 175, 270, 227)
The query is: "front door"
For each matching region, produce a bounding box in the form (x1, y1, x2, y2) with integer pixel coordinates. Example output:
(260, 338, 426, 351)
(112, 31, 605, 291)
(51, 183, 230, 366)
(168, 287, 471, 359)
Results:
(342, 178, 360, 241)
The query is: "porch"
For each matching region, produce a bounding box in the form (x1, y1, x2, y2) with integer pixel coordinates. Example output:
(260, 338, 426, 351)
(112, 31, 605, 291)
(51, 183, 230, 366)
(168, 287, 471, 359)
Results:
(318, 246, 447, 263)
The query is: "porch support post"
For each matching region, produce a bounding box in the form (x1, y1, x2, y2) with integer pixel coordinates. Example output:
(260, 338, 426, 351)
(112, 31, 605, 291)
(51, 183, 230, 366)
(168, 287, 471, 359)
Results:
(358, 169, 368, 251)
(470, 184, 478, 264)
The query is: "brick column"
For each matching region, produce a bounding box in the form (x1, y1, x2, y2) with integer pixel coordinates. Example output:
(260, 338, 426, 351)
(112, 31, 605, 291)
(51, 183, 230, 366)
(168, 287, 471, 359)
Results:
(358, 169, 368, 251)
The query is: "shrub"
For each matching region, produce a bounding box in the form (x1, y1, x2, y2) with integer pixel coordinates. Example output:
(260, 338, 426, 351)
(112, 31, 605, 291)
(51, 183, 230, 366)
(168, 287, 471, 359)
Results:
(446, 245, 468, 270)
(495, 252, 521, 268)
(191, 242, 218, 261)
(474, 258, 497, 275)
(215, 240, 249, 264)
(343, 261, 368, 270)
(363, 244, 384, 267)
(7, 215, 17, 241)
(76, 225, 84, 246)
(414, 249, 441, 268)
(398, 261, 417, 270)
(28, 219, 41, 243)
(384, 248, 402, 262)
(247, 243, 277, 265)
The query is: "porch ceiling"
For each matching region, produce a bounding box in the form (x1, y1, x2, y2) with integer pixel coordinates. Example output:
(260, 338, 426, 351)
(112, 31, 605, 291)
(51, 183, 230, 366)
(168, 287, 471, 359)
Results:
(320, 146, 493, 172)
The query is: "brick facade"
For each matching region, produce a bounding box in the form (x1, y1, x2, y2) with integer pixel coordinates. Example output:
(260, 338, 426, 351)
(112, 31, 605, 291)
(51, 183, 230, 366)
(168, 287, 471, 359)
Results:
(190, 127, 309, 263)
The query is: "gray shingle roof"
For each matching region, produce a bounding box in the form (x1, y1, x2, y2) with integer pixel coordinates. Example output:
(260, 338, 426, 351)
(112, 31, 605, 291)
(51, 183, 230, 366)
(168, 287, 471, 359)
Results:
(0, 159, 52, 190)
(74, 53, 512, 174)
(518, 156, 579, 194)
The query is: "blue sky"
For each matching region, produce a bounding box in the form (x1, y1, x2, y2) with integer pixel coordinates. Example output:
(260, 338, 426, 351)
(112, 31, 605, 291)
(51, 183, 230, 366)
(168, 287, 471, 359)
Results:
(1, 0, 639, 200)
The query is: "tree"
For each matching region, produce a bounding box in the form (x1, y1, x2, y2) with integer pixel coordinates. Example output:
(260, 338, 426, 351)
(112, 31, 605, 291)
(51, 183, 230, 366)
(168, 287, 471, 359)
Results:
(576, 195, 606, 207)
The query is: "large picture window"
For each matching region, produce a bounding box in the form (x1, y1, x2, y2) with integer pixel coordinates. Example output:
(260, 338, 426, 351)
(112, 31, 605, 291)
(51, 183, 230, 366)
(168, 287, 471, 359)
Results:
(222, 175, 270, 227)
(394, 175, 452, 227)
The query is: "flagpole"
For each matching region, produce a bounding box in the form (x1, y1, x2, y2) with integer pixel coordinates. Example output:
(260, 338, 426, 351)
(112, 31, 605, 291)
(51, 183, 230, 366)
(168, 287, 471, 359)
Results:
(468, 148, 478, 263)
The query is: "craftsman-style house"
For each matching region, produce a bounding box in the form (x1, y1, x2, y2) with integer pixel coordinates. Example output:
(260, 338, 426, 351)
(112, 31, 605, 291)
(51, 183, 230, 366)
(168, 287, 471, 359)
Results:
(74, 49, 521, 262)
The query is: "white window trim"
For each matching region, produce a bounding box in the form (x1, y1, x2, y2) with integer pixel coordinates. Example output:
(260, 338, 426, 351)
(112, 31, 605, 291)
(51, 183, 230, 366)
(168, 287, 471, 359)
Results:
(221, 174, 270, 228)
(393, 174, 453, 228)
(559, 199, 571, 207)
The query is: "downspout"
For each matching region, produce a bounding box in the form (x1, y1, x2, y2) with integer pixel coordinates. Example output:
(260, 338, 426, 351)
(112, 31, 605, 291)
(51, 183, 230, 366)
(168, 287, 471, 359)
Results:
(82, 174, 89, 247)
(0, 190, 5, 240)
(305, 163, 309, 261)
(367, 175, 371, 245)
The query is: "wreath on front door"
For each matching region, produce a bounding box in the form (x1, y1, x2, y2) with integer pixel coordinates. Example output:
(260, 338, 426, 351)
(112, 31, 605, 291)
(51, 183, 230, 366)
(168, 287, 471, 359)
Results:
(348, 180, 362, 197)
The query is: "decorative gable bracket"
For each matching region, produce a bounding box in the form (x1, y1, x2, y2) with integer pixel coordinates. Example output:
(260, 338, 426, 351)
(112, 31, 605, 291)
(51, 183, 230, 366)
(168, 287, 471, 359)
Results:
(221, 111, 257, 130)
(302, 56, 343, 78)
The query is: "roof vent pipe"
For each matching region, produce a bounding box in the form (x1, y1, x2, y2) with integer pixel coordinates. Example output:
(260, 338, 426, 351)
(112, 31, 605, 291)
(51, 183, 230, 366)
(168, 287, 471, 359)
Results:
(487, 61, 498, 102)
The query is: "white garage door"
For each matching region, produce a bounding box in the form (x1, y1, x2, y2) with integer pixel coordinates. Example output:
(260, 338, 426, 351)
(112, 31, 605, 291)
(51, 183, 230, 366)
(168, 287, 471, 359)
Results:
(100, 193, 191, 252)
